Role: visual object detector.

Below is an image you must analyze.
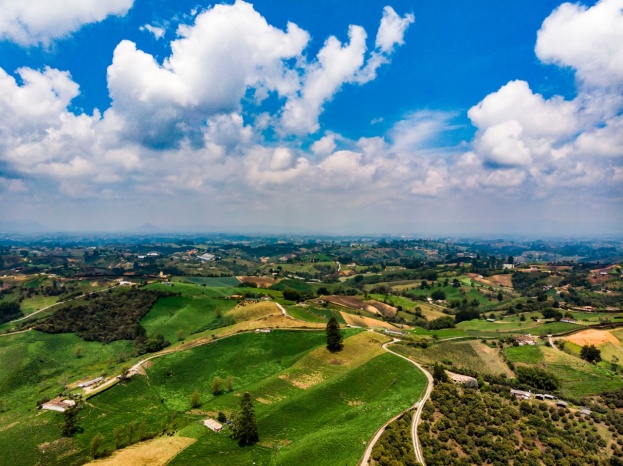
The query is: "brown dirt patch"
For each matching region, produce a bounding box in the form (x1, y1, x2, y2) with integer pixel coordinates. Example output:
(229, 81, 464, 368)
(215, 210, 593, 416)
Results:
(237, 276, 280, 288)
(563, 329, 621, 347)
(340, 312, 402, 331)
(86, 436, 196, 466)
(323, 295, 397, 317)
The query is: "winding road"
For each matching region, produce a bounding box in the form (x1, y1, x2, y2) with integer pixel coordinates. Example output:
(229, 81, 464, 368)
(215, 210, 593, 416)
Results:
(359, 338, 433, 466)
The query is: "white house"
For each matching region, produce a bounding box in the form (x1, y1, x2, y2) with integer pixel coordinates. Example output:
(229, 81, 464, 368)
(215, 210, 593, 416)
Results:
(41, 397, 76, 413)
(203, 419, 223, 432)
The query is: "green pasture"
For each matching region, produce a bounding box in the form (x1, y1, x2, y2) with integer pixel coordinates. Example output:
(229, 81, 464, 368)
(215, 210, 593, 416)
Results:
(181, 276, 241, 287)
(504, 345, 544, 364)
(141, 295, 237, 343)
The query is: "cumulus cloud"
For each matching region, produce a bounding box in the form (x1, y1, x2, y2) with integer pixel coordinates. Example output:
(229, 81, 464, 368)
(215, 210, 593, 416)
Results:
(0, 0, 133, 46)
(536, 0, 623, 89)
(282, 6, 413, 134)
(107, 1, 309, 148)
(375, 6, 415, 53)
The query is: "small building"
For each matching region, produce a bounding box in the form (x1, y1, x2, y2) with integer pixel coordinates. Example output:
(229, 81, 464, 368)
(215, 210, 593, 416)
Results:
(448, 372, 478, 388)
(203, 419, 223, 432)
(579, 407, 592, 416)
(556, 400, 568, 408)
(487, 318, 495, 322)
(41, 397, 76, 413)
(502, 264, 515, 269)
(516, 335, 537, 346)
(78, 376, 104, 389)
(255, 328, 271, 333)
(560, 318, 576, 324)
(535, 394, 556, 401)
(384, 329, 404, 336)
(511, 389, 531, 400)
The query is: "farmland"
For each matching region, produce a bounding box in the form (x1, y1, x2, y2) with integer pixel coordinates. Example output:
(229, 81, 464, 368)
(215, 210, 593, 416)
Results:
(0, 235, 621, 465)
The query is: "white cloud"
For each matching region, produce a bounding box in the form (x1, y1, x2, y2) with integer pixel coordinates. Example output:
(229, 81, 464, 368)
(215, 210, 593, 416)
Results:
(375, 6, 414, 53)
(311, 134, 337, 155)
(536, 0, 623, 88)
(281, 7, 413, 134)
(0, 0, 133, 46)
(107, 1, 309, 147)
(140, 24, 166, 40)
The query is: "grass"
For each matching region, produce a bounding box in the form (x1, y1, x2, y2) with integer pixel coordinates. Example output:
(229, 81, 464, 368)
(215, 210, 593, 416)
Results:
(181, 277, 241, 287)
(26, 330, 426, 466)
(504, 345, 544, 364)
(286, 305, 327, 323)
(541, 346, 623, 398)
(394, 340, 512, 376)
(0, 331, 135, 465)
(141, 295, 237, 343)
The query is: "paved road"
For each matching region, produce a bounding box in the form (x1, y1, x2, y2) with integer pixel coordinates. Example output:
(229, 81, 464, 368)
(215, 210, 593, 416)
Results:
(359, 339, 433, 466)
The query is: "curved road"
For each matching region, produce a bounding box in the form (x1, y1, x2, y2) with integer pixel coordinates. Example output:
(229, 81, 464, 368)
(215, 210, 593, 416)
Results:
(360, 339, 433, 466)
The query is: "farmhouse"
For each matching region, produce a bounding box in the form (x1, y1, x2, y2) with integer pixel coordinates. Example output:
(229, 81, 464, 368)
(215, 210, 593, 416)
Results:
(203, 419, 223, 432)
(510, 389, 531, 400)
(502, 264, 514, 269)
(556, 400, 568, 408)
(516, 335, 537, 346)
(448, 372, 478, 388)
(41, 397, 76, 413)
(78, 376, 104, 388)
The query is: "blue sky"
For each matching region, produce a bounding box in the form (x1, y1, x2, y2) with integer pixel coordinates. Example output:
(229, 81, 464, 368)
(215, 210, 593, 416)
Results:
(0, 0, 621, 235)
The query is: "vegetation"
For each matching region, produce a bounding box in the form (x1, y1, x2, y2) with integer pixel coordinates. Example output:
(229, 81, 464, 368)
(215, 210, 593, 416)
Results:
(232, 392, 259, 446)
(326, 316, 344, 352)
(371, 411, 416, 466)
(0, 301, 21, 324)
(515, 366, 561, 391)
(581, 344, 602, 363)
(419, 382, 611, 465)
(34, 289, 167, 343)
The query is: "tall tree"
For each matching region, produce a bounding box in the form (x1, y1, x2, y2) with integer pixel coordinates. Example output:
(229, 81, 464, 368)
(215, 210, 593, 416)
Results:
(62, 404, 81, 437)
(232, 393, 259, 446)
(325, 317, 344, 353)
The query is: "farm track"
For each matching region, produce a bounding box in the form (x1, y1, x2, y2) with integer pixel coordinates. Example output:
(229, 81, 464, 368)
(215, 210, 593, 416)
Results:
(359, 338, 433, 466)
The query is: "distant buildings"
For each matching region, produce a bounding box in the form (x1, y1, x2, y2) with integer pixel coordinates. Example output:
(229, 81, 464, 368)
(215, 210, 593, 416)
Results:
(511, 389, 531, 400)
(199, 253, 215, 262)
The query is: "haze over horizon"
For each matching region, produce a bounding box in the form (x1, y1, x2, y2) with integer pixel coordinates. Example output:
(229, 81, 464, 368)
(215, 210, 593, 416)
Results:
(0, 0, 621, 235)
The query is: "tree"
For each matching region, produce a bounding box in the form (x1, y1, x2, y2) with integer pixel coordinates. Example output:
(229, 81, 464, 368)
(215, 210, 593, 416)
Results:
(113, 425, 124, 449)
(212, 376, 225, 395)
(432, 364, 448, 384)
(580, 344, 602, 363)
(497, 292, 503, 302)
(62, 404, 81, 437)
(189, 389, 202, 408)
(282, 289, 301, 302)
(176, 329, 185, 341)
(325, 317, 344, 352)
(232, 393, 259, 446)
(90, 432, 104, 458)
(430, 290, 446, 301)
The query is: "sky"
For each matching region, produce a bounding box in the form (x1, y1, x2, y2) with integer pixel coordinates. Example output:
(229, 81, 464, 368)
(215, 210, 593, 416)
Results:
(0, 0, 621, 235)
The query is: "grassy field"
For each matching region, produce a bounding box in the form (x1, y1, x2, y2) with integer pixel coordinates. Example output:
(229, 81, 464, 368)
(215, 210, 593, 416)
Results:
(0, 331, 136, 465)
(540, 346, 623, 398)
(45, 330, 427, 466)
(394, 340, 512, 377)
(141, 295, 237, 343)
(504, 345, 544, 364)
(180, 277, 241, 287)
